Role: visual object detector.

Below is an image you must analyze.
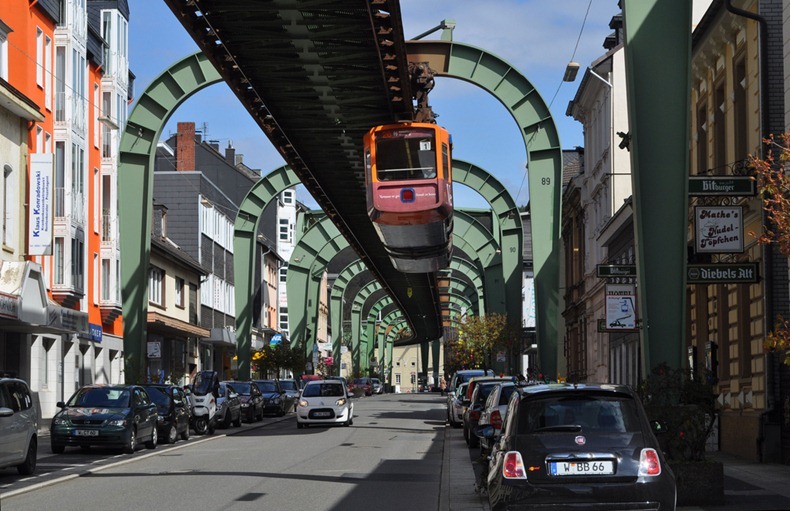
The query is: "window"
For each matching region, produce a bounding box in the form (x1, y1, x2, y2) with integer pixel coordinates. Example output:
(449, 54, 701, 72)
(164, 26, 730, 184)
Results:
(695, 97, 708, 173)
(93, 84, 99, 148)
(92, 253, 98, 305)
(0, 24, 8, 80)
(71, 236, 84, 291)
(279, 218, 289, 241)
(282, 190, 294, 204)
(3, 165, 13, 247)
(101, 258, 111, 301)
(93, 168, 99, 233)
(279, 266, 287, 283)
(175, 277, 185, 308)
(713, 81, 726, 173)
(55, 46, 65, 122)
(44, 36, 52, 110)
(395, 374, 401, 385)
(36, 28, 43, 86)
(55, 142, 65, 217)
(149, 266, 164, 306)
(102, 11, 113, 74)
(102, 175, 112, 241)
(54, 237, 65, 284)
(733, 56, 747, 162)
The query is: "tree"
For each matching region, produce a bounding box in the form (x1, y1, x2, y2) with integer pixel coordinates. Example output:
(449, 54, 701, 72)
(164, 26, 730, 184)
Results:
(749, 134, 790, 364)
(452, 313, 515, 371)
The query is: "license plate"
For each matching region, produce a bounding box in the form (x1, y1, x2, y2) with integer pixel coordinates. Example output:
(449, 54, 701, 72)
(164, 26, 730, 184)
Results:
(313, 411, 331, 417)
(549, 460, 614, 476)
(74, 429, 99, 437)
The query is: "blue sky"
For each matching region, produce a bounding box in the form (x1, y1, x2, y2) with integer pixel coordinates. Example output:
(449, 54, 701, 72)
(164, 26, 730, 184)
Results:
(128, 1, 621, 209)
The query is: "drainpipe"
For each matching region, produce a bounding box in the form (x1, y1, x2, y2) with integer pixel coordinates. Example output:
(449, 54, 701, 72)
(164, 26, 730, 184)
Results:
(724, 0, 775, 463)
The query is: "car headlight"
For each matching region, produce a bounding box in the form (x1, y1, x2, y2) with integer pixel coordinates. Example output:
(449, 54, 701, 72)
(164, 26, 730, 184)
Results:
(53, 417, 70, 426)
(335, 398, 347, 406)
(273, 398, 281, 404)
(108, 419, 128, 427)
(157, 416, 165, 423)
(241, 403, 249, 407)
(298, 399, 308, 408)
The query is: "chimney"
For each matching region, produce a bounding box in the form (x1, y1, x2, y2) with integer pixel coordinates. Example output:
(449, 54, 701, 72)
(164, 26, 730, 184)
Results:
(152, 202, 168, 238)
(176, 122, 196, 171)
(225, 142, 236, 166)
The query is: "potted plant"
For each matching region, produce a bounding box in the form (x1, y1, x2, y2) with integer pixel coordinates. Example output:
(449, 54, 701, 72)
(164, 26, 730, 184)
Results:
(637, 363, 723, 506)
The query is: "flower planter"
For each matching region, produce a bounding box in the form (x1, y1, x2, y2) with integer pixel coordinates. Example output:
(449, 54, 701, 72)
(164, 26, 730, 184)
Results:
(670, 460, 724, 506)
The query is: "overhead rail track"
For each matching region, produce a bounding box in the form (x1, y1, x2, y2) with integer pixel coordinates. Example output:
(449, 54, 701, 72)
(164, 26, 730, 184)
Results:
(165, 0, 443, 343)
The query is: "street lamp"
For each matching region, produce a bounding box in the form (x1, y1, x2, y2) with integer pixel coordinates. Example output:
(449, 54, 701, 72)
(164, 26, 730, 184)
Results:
(563, 61, 580, 82)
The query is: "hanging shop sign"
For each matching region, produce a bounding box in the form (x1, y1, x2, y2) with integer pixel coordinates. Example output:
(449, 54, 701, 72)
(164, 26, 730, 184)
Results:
(687, 263, 759, 283)
(688, 176, 755, 196)
(605, 284, 637, 331)
(596, 264, 637, 278)
(694, 206, 743, 253)
(28, 154, 54, 255)
(147, 341, 162, 359)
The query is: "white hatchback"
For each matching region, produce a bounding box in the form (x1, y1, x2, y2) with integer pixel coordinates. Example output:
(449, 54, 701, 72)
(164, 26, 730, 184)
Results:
(0, 378, 38, 475)
(296, 380, 354, 428)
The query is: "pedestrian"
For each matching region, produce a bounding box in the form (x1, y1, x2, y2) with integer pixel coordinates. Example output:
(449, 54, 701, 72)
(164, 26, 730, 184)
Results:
(439, 375, 447, 396)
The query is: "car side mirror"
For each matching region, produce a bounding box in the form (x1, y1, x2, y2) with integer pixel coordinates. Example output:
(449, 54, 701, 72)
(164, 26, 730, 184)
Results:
(474, 424, 495, 439)
(229, 392, 239, 400)
(56, 401, 66, 409)
(0, 407, 13, 417)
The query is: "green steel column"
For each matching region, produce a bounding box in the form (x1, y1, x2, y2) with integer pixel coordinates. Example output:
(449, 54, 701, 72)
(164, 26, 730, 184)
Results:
(119, 53, 221, 383)
(622, 0, 691, 371)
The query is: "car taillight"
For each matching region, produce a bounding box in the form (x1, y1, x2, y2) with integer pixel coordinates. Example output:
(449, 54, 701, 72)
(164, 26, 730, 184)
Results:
(469, 409, 481, 421)
(639, 448, 662, 476)
(490, 410, 503, 429)
(502, 451, 527, 479)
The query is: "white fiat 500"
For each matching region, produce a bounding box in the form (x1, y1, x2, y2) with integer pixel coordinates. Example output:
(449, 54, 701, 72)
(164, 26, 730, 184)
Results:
(296, 380, 353, 428)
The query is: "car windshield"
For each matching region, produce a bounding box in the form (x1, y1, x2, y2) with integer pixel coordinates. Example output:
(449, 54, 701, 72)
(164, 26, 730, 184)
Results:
(353, 379, 369, 385)
(518, 394, 641, 434)
(69, 388, 130, 408)
(144, 387, 171, 407)
(256, 381, 278, 393)
(302, 383, 345, 398)
(279, 380, 297, 391)
(230, 382, 253, 395)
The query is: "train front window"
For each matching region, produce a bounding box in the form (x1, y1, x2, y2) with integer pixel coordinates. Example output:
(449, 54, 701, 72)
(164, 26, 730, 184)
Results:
(376, 132, 437, 181)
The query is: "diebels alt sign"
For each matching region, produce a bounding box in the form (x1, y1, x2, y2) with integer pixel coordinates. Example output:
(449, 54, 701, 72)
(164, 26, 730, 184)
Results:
(687, 263, 759, 283)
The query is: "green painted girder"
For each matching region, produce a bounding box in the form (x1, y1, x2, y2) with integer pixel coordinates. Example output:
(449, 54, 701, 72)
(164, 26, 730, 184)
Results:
(119, 52, 223, 383)
(439, 275, 479, 311)
(234, 165, 300, 379)
(285, 213, 347, 360)
(351, 280, 387, 373)
(453, 160, 523, 326)
(453, 209, 502, 311)
(408, 41, 561, 377)
(329, 260, 370, 362)
(622, 1, 691, 372)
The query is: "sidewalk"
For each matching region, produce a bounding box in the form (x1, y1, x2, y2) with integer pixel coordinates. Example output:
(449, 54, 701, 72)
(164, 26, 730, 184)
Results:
(443, 423, 489, 511)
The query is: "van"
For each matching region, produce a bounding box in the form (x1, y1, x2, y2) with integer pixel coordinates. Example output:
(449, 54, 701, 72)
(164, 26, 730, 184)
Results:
(449, 369, 493, 393)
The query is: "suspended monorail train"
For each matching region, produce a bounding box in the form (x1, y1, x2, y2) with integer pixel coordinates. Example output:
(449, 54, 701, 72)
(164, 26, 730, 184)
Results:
(364, 122, 453, 273)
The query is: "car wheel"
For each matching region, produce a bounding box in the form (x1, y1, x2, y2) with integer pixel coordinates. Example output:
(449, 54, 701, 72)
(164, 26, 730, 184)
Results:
(256, 410, 264, 422)
(145, 426, 158, 449)
(181, 424, 190, 441)
(297, 422, 304, 429)
(166, 425, 178, 444)
(124, 428, 137, 454)
(277, 405, 286, 417)
(194, 417, 207, 435)
(221, 410, 231, 429)
(51, 443, 65, 454)
(233, 413, 242, 427)
(17, 437, 37, 475)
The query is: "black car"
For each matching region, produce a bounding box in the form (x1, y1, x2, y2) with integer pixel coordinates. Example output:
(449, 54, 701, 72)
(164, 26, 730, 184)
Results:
(254, 380, 286, 416)
(141, 384, 191, 444)
(51, 385, 158, 454)
(477, 383, 676, 511)
(226, 381, 264, 422)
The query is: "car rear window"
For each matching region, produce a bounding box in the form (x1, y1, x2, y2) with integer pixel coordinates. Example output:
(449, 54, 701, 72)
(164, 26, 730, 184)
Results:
(499, 385, 517, 405)
(517, 394, 641, 434)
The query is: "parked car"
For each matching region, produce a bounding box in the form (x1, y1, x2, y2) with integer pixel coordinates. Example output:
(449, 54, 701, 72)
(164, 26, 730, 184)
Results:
(478, 383, 676, 511)
(463, 378, 513, 448)
(349, 377, 373, 396)
(449, 369, 493, 393)
(141, 384, 191, 444)
(296, 379, 353, 428)
(226, 381, 264, 422)
(216, 382, 242, 428)
(446, 382, 469, 428)
(254, 380, 286, 417)
(370, 378, 383, 394)
(476, 382, 518, 455)
(277, 379, 300, 411)
(0, 378, 38, 475)
(51, 385, 158, 454)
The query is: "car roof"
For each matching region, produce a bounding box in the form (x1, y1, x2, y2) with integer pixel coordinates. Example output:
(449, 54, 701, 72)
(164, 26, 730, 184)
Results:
(515, 382, 636, 397)
(304, 379, 345, 385)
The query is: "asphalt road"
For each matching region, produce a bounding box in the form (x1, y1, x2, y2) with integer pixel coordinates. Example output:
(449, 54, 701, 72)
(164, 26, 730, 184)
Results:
(0, 393, 447, 511)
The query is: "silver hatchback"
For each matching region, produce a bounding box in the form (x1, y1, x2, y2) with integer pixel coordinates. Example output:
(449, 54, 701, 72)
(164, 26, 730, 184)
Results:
(0, 378, 39, 475)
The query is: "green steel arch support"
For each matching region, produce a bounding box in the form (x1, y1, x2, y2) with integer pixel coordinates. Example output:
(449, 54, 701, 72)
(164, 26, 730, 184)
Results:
(286, 213, 347, 361)
(453, 210, 501, 311)
(453, 160, 523, 329)
(408, 41, 561, 377)
(329, 260, 371, 362)
(119, 52, 223, 382)
(445, 258, 485, 313)
(351, 280, 387, 374)
(234, 165, 300, 379)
